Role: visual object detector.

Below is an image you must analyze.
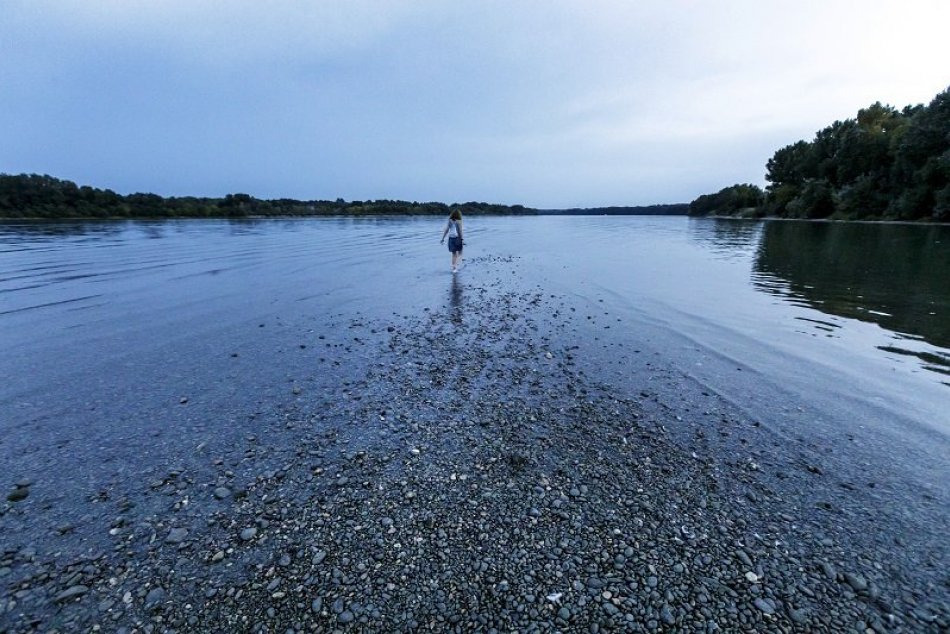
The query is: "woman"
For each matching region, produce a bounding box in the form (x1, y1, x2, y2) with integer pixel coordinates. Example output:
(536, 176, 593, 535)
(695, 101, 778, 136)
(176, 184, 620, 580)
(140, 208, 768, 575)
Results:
(440, 209, 464, 273)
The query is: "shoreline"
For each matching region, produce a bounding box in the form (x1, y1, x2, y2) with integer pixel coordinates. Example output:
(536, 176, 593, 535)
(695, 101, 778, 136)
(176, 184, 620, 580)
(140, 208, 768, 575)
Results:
(703, 214, 950, 226)
(1, 256, 947, 632)
(4, 214, 949, 226)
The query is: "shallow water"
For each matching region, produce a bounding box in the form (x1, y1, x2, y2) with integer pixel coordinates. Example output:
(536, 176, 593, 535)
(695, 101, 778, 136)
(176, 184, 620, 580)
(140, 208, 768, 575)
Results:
(1, 215, 948, 439)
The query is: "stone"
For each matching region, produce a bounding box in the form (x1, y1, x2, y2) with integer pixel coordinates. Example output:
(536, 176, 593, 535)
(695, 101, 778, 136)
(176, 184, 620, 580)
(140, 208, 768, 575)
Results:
(54, 585, 88, 602)
(844, 572, 868, 592)
(753, 598, 775, 615)
(145, 587, 166, 608)
(165, 528, 188, 544)
(661, 605, 675, 625)
(7, 487, 29, 502)
(240, 527, 258, 541)
(214, 487, 232, 500)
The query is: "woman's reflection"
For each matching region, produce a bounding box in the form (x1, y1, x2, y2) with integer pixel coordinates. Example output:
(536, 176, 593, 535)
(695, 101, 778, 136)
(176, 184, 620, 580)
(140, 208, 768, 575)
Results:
(449, 274, 464, 324)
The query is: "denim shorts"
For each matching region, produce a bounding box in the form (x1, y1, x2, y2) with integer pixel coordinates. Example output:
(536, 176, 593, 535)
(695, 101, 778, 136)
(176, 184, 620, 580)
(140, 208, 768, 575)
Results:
(448, 236, 463, 253)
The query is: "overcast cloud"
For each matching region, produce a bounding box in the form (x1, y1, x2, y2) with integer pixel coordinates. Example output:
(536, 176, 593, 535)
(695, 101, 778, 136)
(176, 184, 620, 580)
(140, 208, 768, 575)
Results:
(1, 0, 948, 207)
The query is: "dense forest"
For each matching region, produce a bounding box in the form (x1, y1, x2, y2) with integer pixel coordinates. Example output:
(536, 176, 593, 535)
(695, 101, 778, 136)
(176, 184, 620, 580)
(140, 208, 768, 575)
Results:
(689, 85, 950, 221)
(0, 175, 535, 219)
(543, 204, 687, 215)
(0, 174, 689, 219)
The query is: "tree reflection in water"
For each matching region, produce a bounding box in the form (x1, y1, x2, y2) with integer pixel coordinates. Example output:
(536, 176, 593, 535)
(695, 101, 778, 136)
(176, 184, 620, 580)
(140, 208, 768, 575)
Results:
(751, 220, 950, 376)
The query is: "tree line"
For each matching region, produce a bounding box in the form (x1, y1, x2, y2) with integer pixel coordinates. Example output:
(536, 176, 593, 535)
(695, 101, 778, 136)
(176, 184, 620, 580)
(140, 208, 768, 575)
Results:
(689, 85, 950, 221)
(543, 204, 687, 216)
(0, 175, 535, 219)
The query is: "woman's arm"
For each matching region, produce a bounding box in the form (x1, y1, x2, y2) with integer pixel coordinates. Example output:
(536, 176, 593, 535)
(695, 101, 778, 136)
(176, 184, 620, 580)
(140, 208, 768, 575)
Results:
(457, 220, 463, 242)
(440, 222, 449, 243)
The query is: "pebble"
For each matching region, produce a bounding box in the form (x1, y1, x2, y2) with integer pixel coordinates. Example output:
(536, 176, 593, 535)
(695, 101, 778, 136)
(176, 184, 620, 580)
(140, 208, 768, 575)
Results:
(754, 597, 776, 615)
(165, 528, 188, 544)
(240, 527, 258, 541)
(145, 587, 166, 608)
(214, 487, 232, 500)
(789, 608, 808, 624)
(6, 487, 29, 502)
(661, 604, 675, 625)
(844, 572, 868, 592)
(54, 585, 88, 602)
(736, 549, 753, 568)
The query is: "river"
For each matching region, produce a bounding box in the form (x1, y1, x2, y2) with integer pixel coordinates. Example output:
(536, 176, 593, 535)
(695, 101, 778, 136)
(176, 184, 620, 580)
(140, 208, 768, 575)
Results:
(2, 215, 947, 441)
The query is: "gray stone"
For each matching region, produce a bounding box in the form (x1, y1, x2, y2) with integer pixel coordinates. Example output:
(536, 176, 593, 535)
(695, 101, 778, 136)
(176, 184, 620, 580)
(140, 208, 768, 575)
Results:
(844, 572, 868, 592)
(661, 605, 675, 625)
(145, 587, 166, 608)
(54, 585, 88, 602)
(6, 487, 29, 503)
(240, 527, 258, 541)
(214, 487, 232, 500)
(558, 606, 571, 620)
(165, 528, 188, 544)
(753, 597, 775, 615)
(736, 549, 753, 568)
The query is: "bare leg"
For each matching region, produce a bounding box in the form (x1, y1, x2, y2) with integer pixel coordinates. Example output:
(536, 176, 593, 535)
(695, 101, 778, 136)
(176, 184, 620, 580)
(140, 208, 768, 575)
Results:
(451, 251, 458, 271)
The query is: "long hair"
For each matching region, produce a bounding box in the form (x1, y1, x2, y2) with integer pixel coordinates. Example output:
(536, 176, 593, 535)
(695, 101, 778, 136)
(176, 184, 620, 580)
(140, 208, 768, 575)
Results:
(449, 209, 462, 221)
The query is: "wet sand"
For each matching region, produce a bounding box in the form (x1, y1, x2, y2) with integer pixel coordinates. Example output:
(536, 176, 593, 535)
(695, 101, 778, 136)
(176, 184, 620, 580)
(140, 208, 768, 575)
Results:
(1, 254, 948, 633)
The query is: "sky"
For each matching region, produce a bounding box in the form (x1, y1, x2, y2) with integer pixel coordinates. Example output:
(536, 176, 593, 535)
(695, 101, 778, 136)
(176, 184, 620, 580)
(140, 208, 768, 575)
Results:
(1, 1, 948, 208)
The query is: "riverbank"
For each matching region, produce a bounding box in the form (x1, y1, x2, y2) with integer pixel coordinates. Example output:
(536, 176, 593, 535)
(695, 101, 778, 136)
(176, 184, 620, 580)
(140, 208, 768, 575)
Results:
(1, 253, 946, 633)
(703, 214, 950, 226)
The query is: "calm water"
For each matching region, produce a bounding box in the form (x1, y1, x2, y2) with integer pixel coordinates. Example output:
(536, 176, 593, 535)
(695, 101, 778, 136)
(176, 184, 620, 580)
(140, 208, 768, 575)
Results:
(1, 216, 948, 436)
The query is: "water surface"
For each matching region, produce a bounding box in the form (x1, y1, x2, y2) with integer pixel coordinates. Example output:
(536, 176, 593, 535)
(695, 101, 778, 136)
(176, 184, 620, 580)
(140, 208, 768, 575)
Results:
(1, 216, 947, 439)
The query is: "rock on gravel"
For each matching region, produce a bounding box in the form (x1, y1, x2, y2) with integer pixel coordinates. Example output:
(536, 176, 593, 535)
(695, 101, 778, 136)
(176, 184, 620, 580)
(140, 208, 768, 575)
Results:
(54, 585, 88, 602)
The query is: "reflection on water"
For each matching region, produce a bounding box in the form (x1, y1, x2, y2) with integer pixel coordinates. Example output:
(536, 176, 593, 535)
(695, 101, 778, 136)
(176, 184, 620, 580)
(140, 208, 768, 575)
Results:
(449, 275, 464, 325)
(685, 217, 950, 382)
(750, 220, 950, 376)
(0, 220, 125, 245)
(687, 217, 763, 259)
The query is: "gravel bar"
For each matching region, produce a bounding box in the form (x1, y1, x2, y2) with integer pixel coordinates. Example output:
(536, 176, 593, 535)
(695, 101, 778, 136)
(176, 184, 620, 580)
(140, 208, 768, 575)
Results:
(1, 255, 947, 633)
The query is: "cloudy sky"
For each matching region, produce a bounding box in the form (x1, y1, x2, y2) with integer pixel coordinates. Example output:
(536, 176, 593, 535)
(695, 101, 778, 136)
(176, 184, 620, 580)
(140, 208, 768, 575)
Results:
(1, 1, 948, 208)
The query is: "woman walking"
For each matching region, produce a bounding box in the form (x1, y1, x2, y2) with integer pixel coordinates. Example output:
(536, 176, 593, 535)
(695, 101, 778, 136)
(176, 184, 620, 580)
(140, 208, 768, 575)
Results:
(440, 209, 464, 273)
